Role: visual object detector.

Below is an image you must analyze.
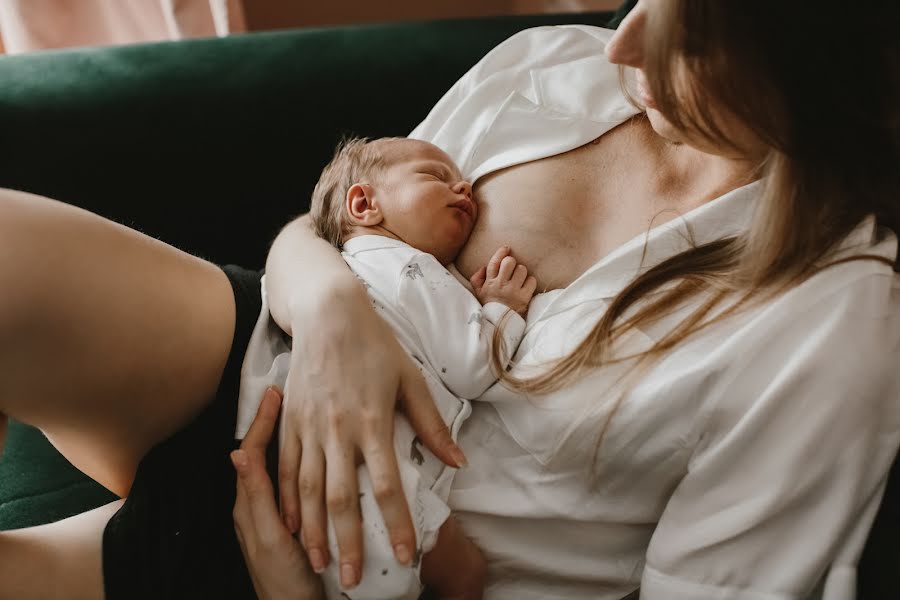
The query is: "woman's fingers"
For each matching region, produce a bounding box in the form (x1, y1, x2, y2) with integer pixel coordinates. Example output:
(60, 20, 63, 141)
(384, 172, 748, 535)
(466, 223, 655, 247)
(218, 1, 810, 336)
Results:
(485, 246, 510, 280)
(361, 430, 416, 568)
(398, 362, 467, 469)
(325, 441, 364, 589)
(232, 448, 281, 544)
(278, 431, 301, 534)
(298, 441, 329, 573)
(233, 387, 284, 542)
(232, 389, 325, 600)
(243, 387, 282, 450)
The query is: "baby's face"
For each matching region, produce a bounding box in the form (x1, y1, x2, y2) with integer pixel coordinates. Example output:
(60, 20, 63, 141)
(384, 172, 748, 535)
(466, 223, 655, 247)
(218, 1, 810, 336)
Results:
(374, 139, 476, 265)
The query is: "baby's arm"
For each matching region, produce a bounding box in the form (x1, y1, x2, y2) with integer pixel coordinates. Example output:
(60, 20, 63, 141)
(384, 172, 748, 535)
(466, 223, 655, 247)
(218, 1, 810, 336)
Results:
(397, 247, 536, 399)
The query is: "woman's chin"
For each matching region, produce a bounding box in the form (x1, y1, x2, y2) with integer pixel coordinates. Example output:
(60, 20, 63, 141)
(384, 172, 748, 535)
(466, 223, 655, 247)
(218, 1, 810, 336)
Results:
(646, 107, 686, 145)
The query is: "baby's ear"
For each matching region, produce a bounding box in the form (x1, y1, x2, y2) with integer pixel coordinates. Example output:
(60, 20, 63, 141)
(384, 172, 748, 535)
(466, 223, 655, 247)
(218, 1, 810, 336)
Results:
(346, 183, 383, 226)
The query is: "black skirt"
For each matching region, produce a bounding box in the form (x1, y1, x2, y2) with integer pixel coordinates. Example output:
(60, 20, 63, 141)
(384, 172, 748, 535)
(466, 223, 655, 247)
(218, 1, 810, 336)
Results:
(103, 264, 264, 600)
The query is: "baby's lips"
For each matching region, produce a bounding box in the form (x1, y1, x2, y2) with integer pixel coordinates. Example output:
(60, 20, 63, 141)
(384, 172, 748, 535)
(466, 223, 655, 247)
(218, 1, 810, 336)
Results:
(450, 198, 476, 219)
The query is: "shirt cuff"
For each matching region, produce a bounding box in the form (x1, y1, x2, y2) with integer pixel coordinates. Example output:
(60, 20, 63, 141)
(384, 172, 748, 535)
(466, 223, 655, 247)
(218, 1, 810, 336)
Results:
(482, 302, 525, 333)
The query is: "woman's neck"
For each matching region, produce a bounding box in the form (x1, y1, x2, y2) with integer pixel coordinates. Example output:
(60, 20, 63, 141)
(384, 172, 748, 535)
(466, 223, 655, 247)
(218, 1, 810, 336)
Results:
(644, 124, 763, 219)
(459, 118, 761, 291)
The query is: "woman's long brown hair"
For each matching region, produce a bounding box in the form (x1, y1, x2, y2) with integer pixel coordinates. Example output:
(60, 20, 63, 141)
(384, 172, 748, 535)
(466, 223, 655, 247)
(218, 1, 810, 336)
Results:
(490, 1, 899, 449)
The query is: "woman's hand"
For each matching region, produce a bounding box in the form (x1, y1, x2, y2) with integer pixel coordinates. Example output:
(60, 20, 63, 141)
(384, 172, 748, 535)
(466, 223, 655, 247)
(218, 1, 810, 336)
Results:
(264, 214, 467, 589)
(276, 284, 468, 589)
(231, 387, 323, 600)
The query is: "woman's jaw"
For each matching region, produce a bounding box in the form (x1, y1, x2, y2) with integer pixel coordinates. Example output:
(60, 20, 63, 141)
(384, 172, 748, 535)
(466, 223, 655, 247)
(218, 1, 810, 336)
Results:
(635, 72, 657, 110)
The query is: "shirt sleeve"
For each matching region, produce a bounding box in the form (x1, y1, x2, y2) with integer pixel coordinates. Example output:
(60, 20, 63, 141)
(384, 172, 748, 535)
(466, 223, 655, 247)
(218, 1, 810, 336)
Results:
(641, 276, 900, 599)
(397, 252, 525, 399)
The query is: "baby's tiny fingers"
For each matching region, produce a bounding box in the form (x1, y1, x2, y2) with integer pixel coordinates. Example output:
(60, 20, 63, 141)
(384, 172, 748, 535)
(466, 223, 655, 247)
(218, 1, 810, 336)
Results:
(524, 275, 538, 295)
(486, 247, 511, 279)
(512, 264, 528, 287)
(498, 256, 517, 281)
(469, 266, 487, 292)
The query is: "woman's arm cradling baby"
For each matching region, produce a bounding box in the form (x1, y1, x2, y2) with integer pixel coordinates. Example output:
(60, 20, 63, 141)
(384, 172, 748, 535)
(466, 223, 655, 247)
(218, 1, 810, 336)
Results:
(264, 214, 467, 583)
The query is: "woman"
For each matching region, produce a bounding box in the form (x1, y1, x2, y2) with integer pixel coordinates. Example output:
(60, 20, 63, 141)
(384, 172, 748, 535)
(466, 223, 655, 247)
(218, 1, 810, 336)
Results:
(243, 1, 900, 598)
(0, 1, 897, 599)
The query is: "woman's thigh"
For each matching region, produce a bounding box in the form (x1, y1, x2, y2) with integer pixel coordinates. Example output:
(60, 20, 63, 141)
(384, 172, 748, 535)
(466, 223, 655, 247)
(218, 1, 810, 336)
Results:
(0, 500, 124, 600)
(0, 189, 237, 496)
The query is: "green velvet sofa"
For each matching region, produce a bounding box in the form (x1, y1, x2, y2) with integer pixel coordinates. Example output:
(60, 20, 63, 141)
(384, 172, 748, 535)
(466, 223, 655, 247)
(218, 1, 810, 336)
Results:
(0, 4, 895, 597)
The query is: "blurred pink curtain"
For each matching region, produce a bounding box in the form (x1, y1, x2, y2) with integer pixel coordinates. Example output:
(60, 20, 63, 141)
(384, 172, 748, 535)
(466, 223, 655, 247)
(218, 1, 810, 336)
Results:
(0, 0, 246, 54)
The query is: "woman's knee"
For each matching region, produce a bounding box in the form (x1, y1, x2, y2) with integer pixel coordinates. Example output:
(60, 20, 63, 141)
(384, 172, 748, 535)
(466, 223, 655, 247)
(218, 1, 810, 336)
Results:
(0, 187, 236, 490)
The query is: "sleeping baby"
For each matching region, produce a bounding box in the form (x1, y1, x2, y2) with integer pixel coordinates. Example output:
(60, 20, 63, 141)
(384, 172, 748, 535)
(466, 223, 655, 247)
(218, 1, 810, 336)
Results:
(238, 136, 536, 599)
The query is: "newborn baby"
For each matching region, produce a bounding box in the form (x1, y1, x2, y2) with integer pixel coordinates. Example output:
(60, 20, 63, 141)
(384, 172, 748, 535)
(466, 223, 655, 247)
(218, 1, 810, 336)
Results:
(238, 136, 536, 600)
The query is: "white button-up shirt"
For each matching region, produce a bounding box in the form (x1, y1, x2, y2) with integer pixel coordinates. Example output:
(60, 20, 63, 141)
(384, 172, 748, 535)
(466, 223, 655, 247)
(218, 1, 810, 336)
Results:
(410, 25, 900, 600)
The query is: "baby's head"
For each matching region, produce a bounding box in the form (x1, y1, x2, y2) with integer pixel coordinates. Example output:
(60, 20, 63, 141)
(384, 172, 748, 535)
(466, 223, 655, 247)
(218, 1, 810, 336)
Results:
(310, 136, 476, 265)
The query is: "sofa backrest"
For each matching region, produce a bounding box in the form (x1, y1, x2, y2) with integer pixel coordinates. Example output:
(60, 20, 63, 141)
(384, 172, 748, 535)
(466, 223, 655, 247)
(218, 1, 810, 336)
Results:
(0, 12, 611, 269)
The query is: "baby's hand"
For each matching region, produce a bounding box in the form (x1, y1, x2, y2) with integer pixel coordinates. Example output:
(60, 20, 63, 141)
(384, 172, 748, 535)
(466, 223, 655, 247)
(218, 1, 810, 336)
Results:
(470, 246, 537, 316)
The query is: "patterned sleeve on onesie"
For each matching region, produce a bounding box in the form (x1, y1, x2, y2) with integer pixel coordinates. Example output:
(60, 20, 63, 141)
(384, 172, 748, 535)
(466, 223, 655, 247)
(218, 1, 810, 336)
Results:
(398, 252, 525, 399)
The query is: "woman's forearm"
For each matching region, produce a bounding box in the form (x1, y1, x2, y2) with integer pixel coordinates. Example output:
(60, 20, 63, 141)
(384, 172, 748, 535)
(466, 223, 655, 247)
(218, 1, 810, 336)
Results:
(265, 213, 462, 582)
(264, 214, 366, 336)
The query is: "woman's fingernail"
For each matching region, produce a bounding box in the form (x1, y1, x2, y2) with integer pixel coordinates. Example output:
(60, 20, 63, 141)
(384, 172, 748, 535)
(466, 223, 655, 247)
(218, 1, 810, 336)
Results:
(340, 563, 358, 588)
(450, 445, 469, 468)
(394, 543, 412, 566)
(310, 548, 326, 573)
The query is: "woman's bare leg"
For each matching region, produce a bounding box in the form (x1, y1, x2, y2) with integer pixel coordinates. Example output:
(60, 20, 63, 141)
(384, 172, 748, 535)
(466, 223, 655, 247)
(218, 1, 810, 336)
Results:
(0, 188, 237, 496)
(0, 500, 124, 600)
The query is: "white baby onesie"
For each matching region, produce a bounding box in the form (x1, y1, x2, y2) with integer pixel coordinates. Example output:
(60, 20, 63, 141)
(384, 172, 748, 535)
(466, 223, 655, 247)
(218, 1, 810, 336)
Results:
(237, 234, 526, 599)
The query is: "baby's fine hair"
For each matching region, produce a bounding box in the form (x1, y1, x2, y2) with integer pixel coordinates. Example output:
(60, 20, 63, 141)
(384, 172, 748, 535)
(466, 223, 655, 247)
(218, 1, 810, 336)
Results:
(309, 136, 404, 249)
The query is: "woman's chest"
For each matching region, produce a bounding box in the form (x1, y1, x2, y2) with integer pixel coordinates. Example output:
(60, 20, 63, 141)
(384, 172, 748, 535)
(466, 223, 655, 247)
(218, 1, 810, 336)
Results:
(456, 119, 664, 291)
